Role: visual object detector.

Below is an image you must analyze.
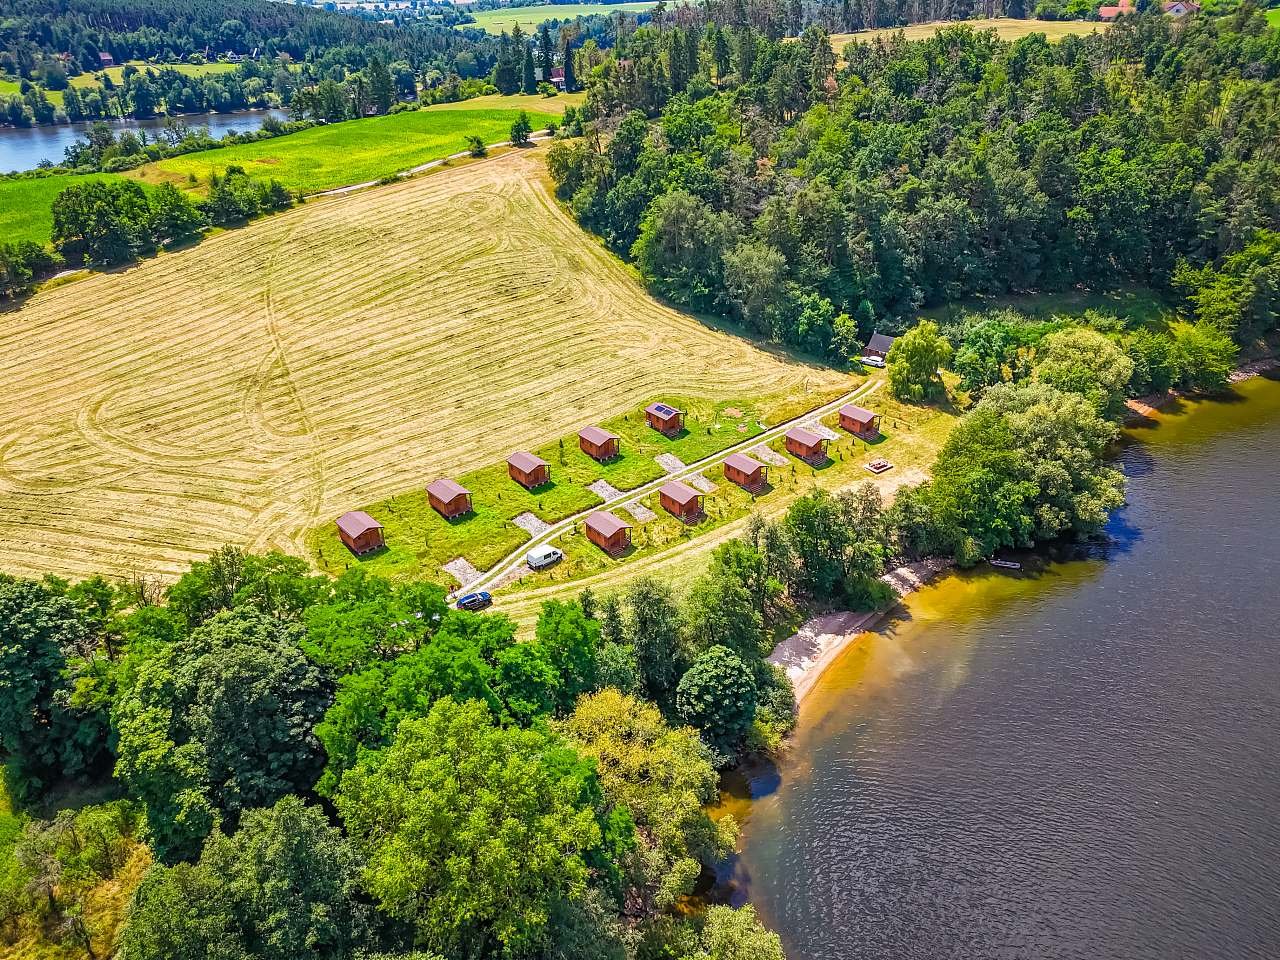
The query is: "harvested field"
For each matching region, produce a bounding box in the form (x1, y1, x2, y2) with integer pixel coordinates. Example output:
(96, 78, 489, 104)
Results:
(0, 148, 845, 581)
(830, 17, 1106, 49)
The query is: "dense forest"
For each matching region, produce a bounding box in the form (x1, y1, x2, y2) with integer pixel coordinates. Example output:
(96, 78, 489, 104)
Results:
(549, 7, 1280, 361)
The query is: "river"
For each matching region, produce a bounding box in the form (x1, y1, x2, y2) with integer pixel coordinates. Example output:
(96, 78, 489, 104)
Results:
(0, 109, 290, 173)
(723, 373, 1280, 960)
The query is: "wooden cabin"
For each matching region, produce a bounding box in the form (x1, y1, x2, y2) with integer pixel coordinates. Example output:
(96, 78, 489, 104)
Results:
(579, 425, 620, 462)
(335, 510, 384, 555)
(723, 452, 768, 491)
(838, 404, 881, 439)
(507, 451, 550, 490)
(785, 426, 829, 463)
(585, 511, 631, 555)
(658, 480, 704, 522)
(426, 478, 472, 520)
(645, 402, 684, 436)
(864, 332, 897, 360)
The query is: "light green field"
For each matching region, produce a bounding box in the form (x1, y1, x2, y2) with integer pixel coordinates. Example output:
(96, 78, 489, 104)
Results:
(462, 2, 655, 34)
(131, 103, 562, 194)
(830, 16, 1106, 48)
(426, 91, 586, 111)
(1267, 7, 1280, 27)
(0, 173, 145, 245)
(0, 77, 19, 97)
(69, 60, 241, 90)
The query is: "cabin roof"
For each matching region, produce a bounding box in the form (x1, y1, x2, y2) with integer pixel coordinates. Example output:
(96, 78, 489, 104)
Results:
(840, 404, 876, 424)
(507, 451, 548, 474)
(586, 511, 630, 537)
(724, 452, 764, 474)
(336, 510, 381, 538)
(659, 480, 702, 506)
(645, 402, 681, 419)
(786, 426, 825, 448)
(426, 478, 469, 502)
(579, 425, 619, 446)
(867, 332, 897, 353)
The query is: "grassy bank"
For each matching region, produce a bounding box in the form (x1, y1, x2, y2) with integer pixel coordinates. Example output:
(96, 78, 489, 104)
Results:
(130, 101, 564, 194)
(0, 173, 148, 244)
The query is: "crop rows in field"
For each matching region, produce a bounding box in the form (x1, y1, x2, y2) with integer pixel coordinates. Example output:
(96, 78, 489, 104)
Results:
(0, 148, 844, 581)
(830, 17, 1106, 48)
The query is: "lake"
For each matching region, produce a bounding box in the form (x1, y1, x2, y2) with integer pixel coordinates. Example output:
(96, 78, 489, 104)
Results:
(723, 373, 1280, 960)
(0, 109, 290, 173)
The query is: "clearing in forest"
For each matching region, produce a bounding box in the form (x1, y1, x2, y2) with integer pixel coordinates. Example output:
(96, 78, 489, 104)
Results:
(461, 2, 656, 34)
(0, 147, 844, 582)
(830, 17, 1107, 48)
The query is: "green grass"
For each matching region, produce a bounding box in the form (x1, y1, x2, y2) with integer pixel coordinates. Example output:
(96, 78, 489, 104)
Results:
(133, 104, 562, 194)
(461, 2, 655, 33)
(68, 60, 241, 90)
(308, 396, 779, 584)
(0, 173, 147, 244)
(1267, 7, 1280, 27)
(919, 285, 1172, 328)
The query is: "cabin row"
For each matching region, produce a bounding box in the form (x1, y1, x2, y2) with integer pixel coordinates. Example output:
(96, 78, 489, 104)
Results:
(335, 399, 882, 560)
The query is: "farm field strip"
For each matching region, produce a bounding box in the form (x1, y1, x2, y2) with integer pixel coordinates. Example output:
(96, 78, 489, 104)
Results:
(0, 148, 844, 581)
(461, 2, 656, 33)
(829, 17, 1106, 47)
(467, 378, 884, 595)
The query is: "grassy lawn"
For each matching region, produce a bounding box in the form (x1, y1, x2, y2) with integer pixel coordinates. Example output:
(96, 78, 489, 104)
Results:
(425, 91, 586, 112)
(462, 2, 655, 33)
(308, 394, 807, 584)
(0, 173, 147, 245)
(130, 104, 563, 194)
(1267, 7, 1280, 28)
(68, 60, 241, 89)
(919, 285, 1172, 327)
(831, 17, 1106, 48)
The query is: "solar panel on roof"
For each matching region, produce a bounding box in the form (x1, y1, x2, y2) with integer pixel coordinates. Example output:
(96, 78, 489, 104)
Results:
(653, 404, 675, 416)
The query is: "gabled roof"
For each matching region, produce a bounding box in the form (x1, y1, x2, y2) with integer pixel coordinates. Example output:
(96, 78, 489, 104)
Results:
(579, 425, 619, 446)
(645, 402, 681, 419)
(426, 478, 469, 502)
(840, 404, 877, 424)
(724, 452, 765, 474)
(659, 480, 702, 506)
(786, 426, 825, 448)
(586, 511, 630, 537)
(336, 510, 381, 538)
(507, 451, 548, 474)
(866, 332, 897, 353)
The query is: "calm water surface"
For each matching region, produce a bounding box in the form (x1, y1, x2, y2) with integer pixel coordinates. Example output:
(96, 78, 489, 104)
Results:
(725, 374, 1280, 960)
(0, 109, 289, 173)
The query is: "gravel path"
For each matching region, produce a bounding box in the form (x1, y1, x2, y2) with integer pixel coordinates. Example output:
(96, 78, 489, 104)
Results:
(685, 472, 717, 493)
(588, 479, 623, 501)
(752, 444, 789, 466)
(442, 557, 481, 587)
(512, 511, 550, 537)
(655, 453, 686, 473)
(623, 501, 657, 522)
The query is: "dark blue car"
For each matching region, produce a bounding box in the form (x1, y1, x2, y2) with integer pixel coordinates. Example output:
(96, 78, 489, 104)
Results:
(455, 591, 492, 611)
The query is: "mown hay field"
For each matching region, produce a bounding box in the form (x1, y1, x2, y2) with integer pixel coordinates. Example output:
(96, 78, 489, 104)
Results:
(0, 173, 148, 243)
(461, 2, 655, 34)
(129, 101, 564, 195)
(0, 148, 845, 582)
(830, 17, 1107, 48)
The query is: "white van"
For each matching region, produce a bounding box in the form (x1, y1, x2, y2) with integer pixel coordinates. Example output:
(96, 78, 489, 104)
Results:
(526, 545, 564, 570)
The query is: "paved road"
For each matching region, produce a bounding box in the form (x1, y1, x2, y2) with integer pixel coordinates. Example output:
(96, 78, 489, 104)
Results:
(461, 377, 884, 597)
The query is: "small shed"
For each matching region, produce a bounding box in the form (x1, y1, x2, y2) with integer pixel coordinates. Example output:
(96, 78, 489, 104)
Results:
(645, 402, 684, 436)
(864, 332, 897, 360)
(839, 404, 881, 438)
(658, 480, 704, 522)
(585, 511, 631, 555)
(723, 452, 768, 491)
(335, 510, 384, 555)
(579, 426, 620, 462)
(426, 478, 472, 520)
(507, 451, 550, 490)
(785, 426, 829, 463)
(97, 52, 116, 68)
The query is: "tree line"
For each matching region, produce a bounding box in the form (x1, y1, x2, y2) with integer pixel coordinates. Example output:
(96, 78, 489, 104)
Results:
(548, 9, 1280, 362)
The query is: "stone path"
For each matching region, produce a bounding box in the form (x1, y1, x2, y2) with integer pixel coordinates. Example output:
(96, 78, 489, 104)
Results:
(751, 444, 789, 466)
(442, 557, 481, 587)
(804, 421, 841, 442)
(512, 511, 550, 537)
(623, 501, 656, 522)
(587, 479, 623, 501)
(655, 453, 685, 474)
(685, 472, 717, 494)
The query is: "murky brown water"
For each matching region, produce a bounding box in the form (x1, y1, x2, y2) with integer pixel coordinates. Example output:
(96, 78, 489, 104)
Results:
(723, 374, 1280, 960)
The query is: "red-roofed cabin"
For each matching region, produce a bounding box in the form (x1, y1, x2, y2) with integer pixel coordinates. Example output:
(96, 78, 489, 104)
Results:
(723, 452, 768, 491)
(507, 451, 550, 490)
(335, 510, 384, 555)
(839, 404, 881, 439)
(785, 427, 828, 463)
(579, 426, 620, 462)
(645, 402, 684, 436)
(585, 511, 631, 555)
(426, 479, 472, 519)
(658, 480, 704, 522)
(1098, 0, 1132, 18)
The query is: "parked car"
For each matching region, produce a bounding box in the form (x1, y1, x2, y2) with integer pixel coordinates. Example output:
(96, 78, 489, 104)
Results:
(526, 545, 564, 570)
(860, 355, 886, 368)
(455, 591, 492, 611)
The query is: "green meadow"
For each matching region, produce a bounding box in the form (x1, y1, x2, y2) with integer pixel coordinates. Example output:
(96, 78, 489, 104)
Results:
(0, 173, 147, 245)
(461, 2, 655, 34)
(132, 103, 562, 194)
